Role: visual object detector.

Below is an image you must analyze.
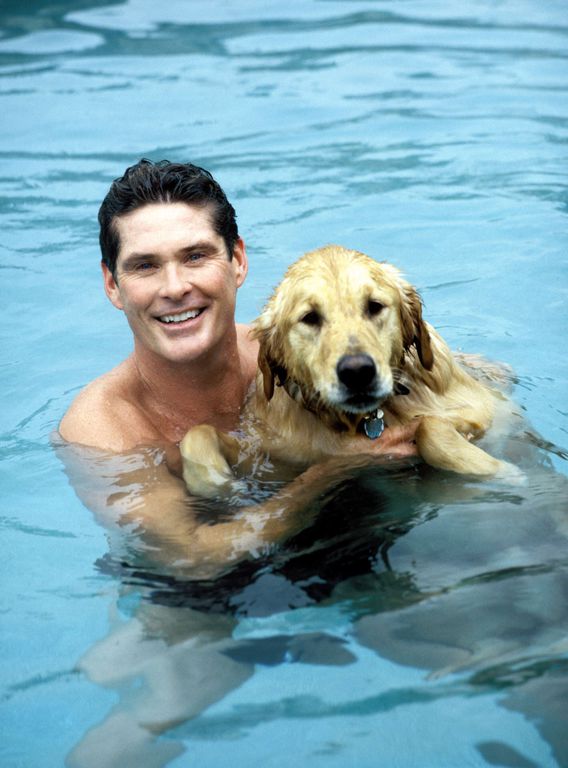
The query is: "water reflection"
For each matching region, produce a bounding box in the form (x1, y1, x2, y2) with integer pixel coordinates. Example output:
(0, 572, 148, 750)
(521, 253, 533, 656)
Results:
(63, 441, 568, 767)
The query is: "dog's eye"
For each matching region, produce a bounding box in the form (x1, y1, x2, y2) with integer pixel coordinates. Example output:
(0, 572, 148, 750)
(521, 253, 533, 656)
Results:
(368, 300, 385, 317)
(300, 310, 322, 327)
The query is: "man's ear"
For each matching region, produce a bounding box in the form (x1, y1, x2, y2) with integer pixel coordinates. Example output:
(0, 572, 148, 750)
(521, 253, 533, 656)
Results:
(232, 238, 248, 288)
(101, 262, 124, 310)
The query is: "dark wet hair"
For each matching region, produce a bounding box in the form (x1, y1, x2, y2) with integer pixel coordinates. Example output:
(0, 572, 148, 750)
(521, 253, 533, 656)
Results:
(98, 159, 239, 276)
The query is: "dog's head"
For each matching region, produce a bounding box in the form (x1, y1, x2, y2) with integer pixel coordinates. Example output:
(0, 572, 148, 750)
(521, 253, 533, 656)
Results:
(253, 245, 434, 416)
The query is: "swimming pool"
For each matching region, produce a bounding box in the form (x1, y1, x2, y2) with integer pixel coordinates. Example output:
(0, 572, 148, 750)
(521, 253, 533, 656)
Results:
(1, 0, 567, 766)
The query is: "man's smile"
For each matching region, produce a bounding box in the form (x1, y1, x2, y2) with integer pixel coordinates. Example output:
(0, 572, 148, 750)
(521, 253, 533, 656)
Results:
(156, 308, 205, 324)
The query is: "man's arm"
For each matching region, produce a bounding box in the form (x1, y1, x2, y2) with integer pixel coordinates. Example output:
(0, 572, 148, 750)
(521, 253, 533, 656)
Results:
(58, 362, 418, 580)
(56, 437, 391, 580)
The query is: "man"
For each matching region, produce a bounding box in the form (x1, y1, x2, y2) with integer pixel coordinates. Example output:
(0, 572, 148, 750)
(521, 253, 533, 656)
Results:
(59, 159, 417, 575)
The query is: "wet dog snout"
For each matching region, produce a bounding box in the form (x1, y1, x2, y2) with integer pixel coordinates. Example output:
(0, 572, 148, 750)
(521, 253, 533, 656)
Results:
(336, 354, 377, 391)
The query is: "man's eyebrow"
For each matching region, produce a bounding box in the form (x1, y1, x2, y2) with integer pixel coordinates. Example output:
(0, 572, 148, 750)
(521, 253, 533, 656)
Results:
(177, 241, 219, 255)
(120, 252, 157, 269)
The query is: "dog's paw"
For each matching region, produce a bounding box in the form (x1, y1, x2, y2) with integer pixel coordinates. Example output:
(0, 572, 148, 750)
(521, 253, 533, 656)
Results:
(493, 461, 527, 486)
(180, 424, 240, 499)
(184, 467, 246, 500)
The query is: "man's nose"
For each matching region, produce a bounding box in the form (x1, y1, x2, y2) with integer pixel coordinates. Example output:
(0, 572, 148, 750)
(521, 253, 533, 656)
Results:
(159, 263, 191, 299)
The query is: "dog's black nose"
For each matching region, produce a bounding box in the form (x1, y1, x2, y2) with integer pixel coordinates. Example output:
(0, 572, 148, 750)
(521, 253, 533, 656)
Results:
(337, 354, 377, 390)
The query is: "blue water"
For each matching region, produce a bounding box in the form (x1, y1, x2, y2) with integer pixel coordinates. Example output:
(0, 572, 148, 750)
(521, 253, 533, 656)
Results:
(1, 1, 567, 767)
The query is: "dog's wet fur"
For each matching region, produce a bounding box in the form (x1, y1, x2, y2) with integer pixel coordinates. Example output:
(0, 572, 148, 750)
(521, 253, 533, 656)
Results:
(181, 245, 522, 498)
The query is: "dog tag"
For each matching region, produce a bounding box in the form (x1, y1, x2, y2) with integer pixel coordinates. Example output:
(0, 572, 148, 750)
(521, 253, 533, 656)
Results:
(363, 409, 384, 440)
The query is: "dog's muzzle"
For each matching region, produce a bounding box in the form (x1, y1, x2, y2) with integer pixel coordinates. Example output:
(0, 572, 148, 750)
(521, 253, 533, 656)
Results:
(336, 354, 377, 392)
(335, 353, 391, 412)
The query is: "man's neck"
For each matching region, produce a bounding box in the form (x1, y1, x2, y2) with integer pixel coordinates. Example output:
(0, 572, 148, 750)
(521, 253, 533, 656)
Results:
(128, 330, 250, 441)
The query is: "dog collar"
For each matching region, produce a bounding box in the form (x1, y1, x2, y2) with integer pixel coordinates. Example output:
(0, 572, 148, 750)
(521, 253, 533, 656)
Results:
(360, 408, 385, 440)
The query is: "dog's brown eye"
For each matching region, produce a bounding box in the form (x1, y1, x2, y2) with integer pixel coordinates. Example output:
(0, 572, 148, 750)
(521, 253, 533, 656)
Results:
(300, 310, 322, 327)
(368, 300, 384, 317)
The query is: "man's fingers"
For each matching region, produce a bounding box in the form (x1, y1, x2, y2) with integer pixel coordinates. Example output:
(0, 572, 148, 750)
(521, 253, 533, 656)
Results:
(377, 421, 419, 455)
(390, 421, 419, 443)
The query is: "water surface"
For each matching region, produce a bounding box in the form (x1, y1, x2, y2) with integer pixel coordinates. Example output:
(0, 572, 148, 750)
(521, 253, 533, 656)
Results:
(1, 1, 567, 767)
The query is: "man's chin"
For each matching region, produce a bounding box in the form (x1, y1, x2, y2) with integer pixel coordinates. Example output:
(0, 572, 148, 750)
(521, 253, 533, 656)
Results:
(160, 334, 225, 366)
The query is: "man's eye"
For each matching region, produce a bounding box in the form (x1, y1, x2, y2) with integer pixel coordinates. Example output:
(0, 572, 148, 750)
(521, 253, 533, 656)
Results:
(186, 253, 205, 263)
(135, 262, 155, 271)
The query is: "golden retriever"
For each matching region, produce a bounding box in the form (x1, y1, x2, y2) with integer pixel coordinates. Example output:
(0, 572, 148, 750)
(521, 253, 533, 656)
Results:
(180, 245, 521, 498)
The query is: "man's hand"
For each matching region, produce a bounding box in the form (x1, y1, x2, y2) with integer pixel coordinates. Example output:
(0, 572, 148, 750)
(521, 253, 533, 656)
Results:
(373, 422, 419, 458)
(341, 421, 419, 460)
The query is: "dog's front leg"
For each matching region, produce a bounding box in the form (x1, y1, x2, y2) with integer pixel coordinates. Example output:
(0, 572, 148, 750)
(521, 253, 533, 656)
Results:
(180, 424, 243, 499)
(415, 416, 523, 481)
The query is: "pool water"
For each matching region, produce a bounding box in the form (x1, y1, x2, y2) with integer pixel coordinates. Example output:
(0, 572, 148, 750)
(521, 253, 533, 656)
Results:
(1, 1, 567, 766)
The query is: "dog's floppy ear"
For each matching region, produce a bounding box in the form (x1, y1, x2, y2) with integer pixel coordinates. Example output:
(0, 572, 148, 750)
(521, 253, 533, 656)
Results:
(400, 285, 434, 370)
(253, 313, 287, 402)
(257, 330, 276, 401)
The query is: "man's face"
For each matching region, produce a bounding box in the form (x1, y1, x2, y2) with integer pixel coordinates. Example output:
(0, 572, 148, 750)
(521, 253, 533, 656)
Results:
(102, 202, 247, 365)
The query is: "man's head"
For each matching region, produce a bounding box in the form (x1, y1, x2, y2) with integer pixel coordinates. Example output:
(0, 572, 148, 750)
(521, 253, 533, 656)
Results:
(99, 159, 239, 276)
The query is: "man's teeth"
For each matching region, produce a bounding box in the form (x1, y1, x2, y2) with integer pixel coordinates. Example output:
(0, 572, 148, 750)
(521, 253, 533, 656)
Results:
(160, 309, 201, 324)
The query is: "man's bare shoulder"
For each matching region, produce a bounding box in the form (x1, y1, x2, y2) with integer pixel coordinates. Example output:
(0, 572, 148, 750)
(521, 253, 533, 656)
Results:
(59, 361, 150, 452)
(236, 323, 259, 382)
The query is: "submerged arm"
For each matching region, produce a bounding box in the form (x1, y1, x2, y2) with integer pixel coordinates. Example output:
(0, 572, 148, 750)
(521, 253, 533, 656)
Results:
(56, 438, 381, 580)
